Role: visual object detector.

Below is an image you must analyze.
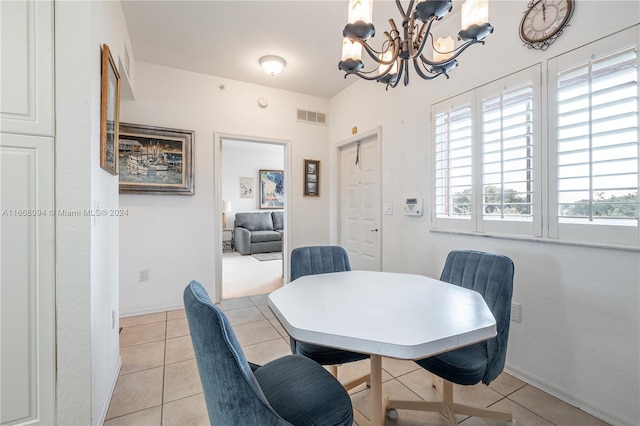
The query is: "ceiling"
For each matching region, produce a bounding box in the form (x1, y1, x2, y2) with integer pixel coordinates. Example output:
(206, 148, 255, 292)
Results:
(121, 1, 414, 99)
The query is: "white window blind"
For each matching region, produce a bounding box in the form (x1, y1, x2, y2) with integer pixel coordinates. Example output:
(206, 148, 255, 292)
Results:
(481, 83, 534, 222)
(434, 103, 473, 220)
(432, 66, 540, 236)
(556, 47, 638, 226)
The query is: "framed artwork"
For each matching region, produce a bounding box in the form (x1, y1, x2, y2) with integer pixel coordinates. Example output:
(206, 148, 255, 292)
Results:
(100, 44, 121, 175)
(239, 177, 254, 198)
(259, 170, 284, 209)
(118, 122, 195, 195)
(304, 159, 320, 197)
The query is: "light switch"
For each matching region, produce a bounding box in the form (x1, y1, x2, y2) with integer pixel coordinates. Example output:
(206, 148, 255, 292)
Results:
(384, 203, 393, 215)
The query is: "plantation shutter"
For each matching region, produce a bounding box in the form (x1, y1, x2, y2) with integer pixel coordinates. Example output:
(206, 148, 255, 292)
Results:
(481, 82, 534, 221)
(434, 102, 473, 221)
(556, 46, 638, 225)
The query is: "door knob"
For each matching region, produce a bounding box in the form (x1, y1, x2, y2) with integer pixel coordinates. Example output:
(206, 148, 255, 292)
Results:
(370, 228, 379, 232)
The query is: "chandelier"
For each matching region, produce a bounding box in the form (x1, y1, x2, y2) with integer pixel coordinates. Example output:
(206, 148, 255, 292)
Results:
(338, 0, 493, 89)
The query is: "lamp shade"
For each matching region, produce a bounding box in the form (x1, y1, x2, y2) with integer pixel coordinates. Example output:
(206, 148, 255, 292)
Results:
(259, 55, 286, 76)
(347, 0, 372, 24)
(461, 0, 489, 29)
(341, 38, 362, 61)
(222, 200, 232, 212)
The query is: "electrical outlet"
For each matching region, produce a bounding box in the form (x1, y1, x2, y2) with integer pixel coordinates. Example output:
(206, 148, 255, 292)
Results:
(138, 269, 149, 281)
(511, 302, 521, 322)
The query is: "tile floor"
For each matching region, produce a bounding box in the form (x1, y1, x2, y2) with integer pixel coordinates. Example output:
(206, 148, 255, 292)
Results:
(106, 294, 610, 426)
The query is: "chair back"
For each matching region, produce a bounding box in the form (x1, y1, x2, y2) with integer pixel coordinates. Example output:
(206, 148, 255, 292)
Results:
(290, 246, 351, 282)
(439, 250, 514, 384)
(183, 280, 289, 425)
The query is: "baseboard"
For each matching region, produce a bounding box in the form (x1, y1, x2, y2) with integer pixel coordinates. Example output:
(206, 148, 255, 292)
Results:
(120, 303, 184, 318)
(95, 356, 122, 425)
(505, 364, 636, 426)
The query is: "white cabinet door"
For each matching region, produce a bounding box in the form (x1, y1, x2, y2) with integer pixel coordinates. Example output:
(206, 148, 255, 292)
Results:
(1, 134, 55, 426)
(1, 0, 56, 424)
(0, 0, 54, 136)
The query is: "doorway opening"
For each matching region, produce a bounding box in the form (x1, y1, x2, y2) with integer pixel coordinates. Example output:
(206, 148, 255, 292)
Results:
(213, 133, 290, 302)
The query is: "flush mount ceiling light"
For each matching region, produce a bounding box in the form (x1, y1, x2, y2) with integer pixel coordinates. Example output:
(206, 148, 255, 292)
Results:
(260, 55, 286, 76)
(338, 0, 493, 89)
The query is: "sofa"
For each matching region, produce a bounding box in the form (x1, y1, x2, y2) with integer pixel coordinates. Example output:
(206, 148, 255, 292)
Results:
(233, 211, 284, 255)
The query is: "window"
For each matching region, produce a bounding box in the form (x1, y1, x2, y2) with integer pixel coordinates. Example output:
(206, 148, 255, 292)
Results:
(432, 26, 639, 248)
(556, 48, 637, 225)
(432, 66, 541, 236)
(549, 27, 639, 247)
(481, 84, 534, 222)
(434, 101, 473, 222)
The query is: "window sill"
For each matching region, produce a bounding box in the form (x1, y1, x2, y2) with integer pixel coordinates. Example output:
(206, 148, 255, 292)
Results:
(429, 228, 640, 252)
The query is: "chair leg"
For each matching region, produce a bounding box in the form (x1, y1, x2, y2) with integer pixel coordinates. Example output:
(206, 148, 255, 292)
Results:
(327, 364, 338, 378)
(388, 375, 512, 425)
(343, 373, 370, 391)
(329, 363, 370, 392)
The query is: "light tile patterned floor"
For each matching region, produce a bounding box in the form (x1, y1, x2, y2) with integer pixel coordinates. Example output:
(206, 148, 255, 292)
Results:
(106, 294, 610, 426)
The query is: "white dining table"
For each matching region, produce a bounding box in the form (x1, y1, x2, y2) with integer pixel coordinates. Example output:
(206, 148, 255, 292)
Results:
(268, 270, 497, 426)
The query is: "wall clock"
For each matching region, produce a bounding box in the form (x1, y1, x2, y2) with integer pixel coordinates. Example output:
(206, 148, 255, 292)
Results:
(520, 0, 575, 50)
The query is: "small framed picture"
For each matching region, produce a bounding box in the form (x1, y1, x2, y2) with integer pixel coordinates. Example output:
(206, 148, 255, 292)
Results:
(304, 159, 320, 197)
(239, 177, 254, 198)
(100, 44, 120, 175)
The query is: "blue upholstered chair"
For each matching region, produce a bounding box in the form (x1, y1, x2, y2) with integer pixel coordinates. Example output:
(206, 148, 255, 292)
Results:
(290, 246, 370, 389)
(183, 280, 353, 426)
(388, 250, 515, 425)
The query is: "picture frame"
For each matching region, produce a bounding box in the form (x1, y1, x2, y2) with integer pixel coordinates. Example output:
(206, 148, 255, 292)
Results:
(118, 122, 195, 195)
(100, 44, 121, 175)
(303, 159, 320, 197)
(239, 177, 254, 198)
(259, 170, 284, 209)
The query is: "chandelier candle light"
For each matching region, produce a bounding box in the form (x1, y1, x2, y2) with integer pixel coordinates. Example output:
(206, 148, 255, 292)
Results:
(338, 0, 493, 89)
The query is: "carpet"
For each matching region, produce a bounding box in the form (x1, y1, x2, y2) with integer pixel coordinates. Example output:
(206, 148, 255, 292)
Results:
(252, 252, 283, 262)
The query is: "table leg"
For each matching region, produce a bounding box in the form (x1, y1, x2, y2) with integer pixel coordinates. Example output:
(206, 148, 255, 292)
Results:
(352, 355, 386, 426)
(370, 354, 383, 426)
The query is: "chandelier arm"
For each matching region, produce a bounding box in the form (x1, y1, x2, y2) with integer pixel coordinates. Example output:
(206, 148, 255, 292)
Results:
(419, 38, 484, 67)
(345, 67, 391, 81)
(357, 30, 401, 64)
(395, 0, 414, 20)
(404, 62, 410, 86)
(412, 58, 442, 81)
(409, 18, 436, 59)
(388, 59, 405, 89)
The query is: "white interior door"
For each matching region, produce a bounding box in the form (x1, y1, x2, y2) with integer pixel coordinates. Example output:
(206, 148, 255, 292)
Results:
(339, 131, 381, 271)
(1, 1, 56, 424)
(1, 134, 56, 426)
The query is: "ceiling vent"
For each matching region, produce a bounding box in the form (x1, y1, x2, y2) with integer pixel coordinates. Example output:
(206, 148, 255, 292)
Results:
(297, 109, 327, 125)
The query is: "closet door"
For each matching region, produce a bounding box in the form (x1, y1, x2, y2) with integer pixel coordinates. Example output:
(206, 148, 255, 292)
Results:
(0, 135, 55, 426)
(0, 0, 54, 135)
(1, 1, 56, 425)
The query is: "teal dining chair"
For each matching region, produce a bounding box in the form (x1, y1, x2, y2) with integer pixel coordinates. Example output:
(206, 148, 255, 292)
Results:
(289, 245, 370, 390)
(183, 280, 353, 425)
(388, 250, 515, 426)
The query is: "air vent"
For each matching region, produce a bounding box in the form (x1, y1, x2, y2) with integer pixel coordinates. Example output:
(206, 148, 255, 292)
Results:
(297, 109, 327, 125)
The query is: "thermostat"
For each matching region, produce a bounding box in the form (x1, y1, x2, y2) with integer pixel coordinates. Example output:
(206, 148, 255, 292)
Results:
(404, 196, 423, 216)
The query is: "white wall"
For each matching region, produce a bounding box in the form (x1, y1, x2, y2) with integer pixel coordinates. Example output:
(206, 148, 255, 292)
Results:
(221, 139, 284, 228)
(119, 63, 331, 315)
(55, 1, 129, 424)
(329, 2, 640, 425)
